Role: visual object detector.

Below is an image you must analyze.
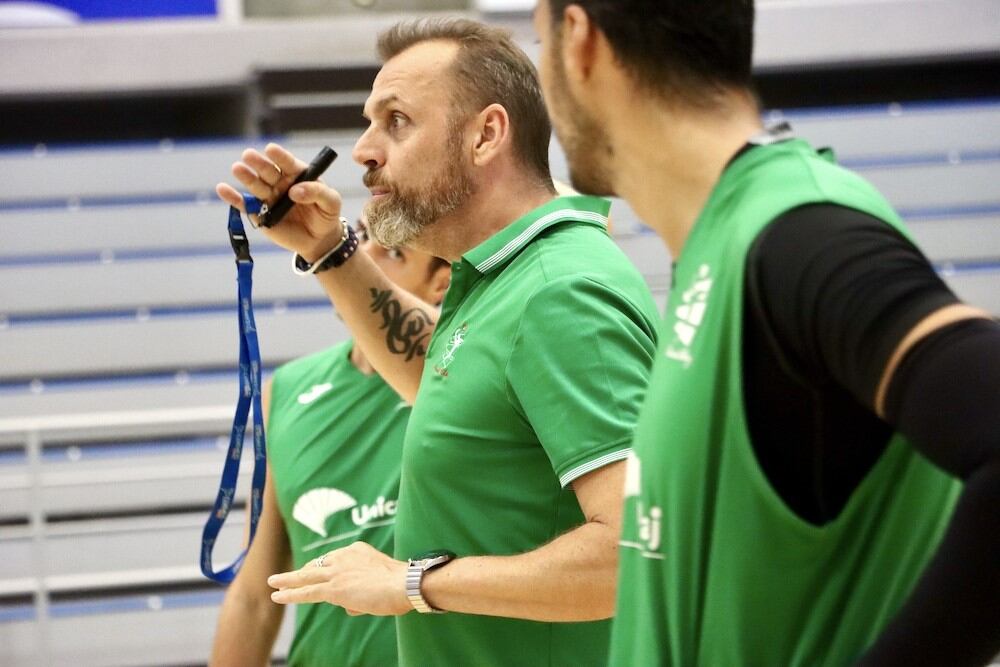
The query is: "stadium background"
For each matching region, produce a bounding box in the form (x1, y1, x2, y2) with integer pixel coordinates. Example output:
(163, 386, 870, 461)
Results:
(0, 0, 998, 664)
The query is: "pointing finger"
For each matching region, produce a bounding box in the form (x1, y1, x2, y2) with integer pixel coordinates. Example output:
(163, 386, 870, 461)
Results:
(271, 582, 328, 605)
(268, 566, 329, 590)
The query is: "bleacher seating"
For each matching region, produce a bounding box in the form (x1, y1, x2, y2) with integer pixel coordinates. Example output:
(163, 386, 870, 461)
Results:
(1, 99, 998, 666)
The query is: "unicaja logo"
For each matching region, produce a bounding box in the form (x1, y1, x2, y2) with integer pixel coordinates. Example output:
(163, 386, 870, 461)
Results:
(637, 502, 662, 553)
(292, 487, 398, 538)
(665, 263, 713, 368)
(350, 496, 398, 526)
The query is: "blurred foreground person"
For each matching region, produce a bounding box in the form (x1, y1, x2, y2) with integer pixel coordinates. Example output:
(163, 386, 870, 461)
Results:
(534, 1, 1000, 665)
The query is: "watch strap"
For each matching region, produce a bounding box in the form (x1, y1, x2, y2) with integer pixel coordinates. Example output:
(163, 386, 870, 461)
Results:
(406, 552, 453, 614)
(292, 218, 359, 275)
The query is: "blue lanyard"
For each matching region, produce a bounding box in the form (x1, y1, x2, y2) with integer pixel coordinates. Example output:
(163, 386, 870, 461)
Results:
(201, 194, 268, 584)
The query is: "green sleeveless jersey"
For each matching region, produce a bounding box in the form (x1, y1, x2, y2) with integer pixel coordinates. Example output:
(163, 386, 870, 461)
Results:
(610, 139, 961, 666)
(268, 341, 408, 667)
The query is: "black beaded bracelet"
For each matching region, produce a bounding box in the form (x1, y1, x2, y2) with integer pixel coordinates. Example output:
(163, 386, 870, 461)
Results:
(292, 218, 361, 275)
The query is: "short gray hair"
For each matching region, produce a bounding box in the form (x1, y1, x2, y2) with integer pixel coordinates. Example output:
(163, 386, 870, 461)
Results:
(377, 18, 552, 183)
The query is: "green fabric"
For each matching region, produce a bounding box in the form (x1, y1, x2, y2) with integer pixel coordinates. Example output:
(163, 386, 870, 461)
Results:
(395, 196, 660, 667)
(268, 341, 408, 667)
(610, 139, 961, 667)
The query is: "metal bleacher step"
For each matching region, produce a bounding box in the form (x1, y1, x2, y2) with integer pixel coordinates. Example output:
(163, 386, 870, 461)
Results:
(907, 210, 1000, 264)
(0, 373, 239, 419)
(0, 404, 288, 666)
(0, 247, 321, 315)
(0, 446, 248, 521)
(858, 159, 998, 214)
(3, 519, 251, 589)
(0, 135, 369, 203)
(0, 305, 349, 382)
(773, 100, 1000, 159)
(0, 195, 375, 259)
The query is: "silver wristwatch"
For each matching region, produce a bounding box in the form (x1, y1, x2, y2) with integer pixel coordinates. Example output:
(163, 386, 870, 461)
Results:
(406, 550, 454, 614)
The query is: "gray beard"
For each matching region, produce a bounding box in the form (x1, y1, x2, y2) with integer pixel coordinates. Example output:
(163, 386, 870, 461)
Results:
(364, 201, 426, 248)
(363, 173, 474, 248)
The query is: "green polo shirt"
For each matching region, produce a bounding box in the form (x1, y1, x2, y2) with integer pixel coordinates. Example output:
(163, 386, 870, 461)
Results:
(394, 195, 660, 667)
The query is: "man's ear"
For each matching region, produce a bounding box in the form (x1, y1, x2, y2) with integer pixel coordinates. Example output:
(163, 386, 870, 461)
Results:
(561, 4, 599, 87)
(471, 103, 511, 167)
(428, 262, 452, 306)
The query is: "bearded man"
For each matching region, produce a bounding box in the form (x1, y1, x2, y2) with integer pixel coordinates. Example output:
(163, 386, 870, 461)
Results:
(217, 18, 659, 667)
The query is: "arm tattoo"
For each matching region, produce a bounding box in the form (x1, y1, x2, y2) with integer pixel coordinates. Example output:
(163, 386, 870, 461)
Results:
(368, 288, 435, 361)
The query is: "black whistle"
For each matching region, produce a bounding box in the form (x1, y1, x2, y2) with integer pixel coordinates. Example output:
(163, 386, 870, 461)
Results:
(257, 146, 338, 228)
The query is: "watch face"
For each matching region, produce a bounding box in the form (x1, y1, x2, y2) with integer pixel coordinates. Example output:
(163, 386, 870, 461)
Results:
(410, 549, 456, 562)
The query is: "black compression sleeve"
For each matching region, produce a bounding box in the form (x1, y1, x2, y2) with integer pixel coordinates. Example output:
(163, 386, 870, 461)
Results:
(858, 318, 1000, 667)
(749, 203, 959, 406)
(750, 205, 1000, 664)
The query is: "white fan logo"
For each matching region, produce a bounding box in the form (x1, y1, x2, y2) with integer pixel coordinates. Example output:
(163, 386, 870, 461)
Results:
(293, 487, 357, 537)
(297, 383, 333, 405)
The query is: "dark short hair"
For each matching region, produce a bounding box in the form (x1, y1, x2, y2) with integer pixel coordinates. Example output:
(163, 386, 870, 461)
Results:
(377, 18, 552, 183)
(548, 1, 755, 104)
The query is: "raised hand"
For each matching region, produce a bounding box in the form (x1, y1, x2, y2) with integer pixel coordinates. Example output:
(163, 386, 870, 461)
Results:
(216, 142, 345, 262)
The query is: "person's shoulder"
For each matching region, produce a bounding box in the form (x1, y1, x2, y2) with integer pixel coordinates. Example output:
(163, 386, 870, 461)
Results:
(530, 223, 651, 292)
(516, 241, 660, 335)
(529, 218, 614, 261)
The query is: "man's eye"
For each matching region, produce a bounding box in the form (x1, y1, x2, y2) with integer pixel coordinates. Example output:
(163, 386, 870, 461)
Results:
(387, 248, 404, 260)
(390, 112, 407, 129)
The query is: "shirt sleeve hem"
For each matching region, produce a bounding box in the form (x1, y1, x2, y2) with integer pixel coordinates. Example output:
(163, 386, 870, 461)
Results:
(559, 446, 632, 488)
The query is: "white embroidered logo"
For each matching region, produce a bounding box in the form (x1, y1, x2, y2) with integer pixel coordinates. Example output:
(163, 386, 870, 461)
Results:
(665, 263, 713, 368)
(433, 322, 468, 376)
(297, 382, 333, 405)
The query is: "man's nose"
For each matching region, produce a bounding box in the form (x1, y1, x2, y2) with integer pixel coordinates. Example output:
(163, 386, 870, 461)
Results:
(352, 126, 383, 171)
